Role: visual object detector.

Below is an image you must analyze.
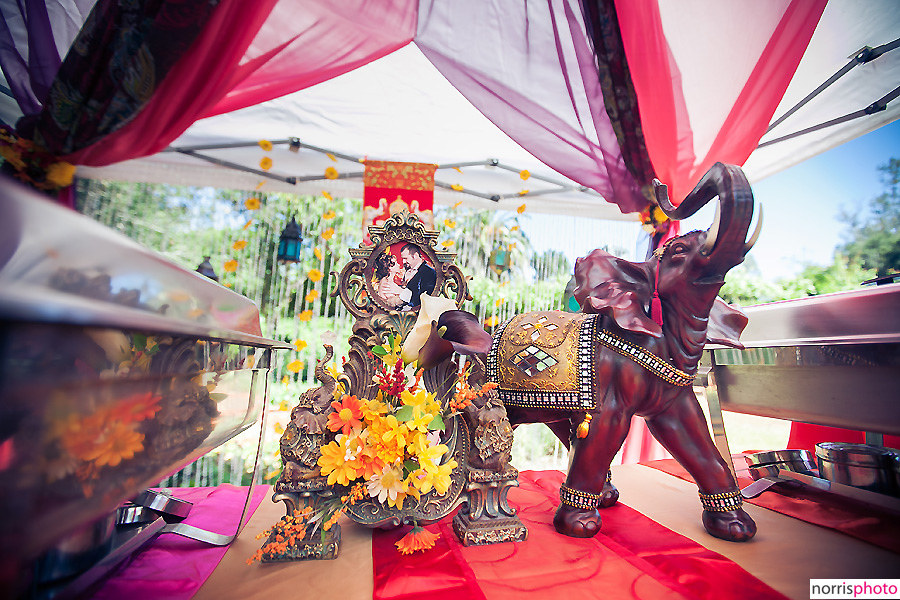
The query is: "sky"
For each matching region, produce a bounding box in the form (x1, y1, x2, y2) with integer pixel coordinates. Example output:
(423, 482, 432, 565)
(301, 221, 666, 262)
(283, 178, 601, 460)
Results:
(681, 119, 900, 281)
(517, 119, 899, 283)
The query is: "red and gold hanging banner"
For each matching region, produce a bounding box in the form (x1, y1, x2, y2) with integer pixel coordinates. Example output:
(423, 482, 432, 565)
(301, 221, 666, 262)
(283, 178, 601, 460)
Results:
(363, 161, 436, 241)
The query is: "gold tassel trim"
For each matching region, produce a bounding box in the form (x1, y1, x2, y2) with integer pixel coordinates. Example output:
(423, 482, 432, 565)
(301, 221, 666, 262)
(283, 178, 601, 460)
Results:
(576, 414, 592, 438)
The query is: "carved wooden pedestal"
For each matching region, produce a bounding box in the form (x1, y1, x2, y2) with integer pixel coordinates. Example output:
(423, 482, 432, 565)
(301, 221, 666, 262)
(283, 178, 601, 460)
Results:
(452, 467, 528, 546)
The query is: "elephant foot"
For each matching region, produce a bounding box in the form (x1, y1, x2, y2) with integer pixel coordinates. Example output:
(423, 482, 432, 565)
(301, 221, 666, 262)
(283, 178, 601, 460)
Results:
(598, 480, 619, 508)
(702, 508, 757, 542)
(553, 504, 601, 538)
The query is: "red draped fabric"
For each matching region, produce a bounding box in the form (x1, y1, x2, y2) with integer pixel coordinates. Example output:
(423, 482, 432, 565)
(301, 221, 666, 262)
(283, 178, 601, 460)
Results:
(619, 416, 671, 465)
(373, 471, 788, 600)
(615, 0, 827, 204)
(60, 0, 417, 167)
(787, 423, 900, 457)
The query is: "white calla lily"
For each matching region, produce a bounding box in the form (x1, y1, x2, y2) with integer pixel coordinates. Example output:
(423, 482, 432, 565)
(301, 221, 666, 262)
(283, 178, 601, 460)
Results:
(400, 293, 458, 365)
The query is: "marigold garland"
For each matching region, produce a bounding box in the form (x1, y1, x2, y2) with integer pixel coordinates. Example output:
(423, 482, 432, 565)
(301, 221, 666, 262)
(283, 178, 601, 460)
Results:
(0, 126, 76, 191)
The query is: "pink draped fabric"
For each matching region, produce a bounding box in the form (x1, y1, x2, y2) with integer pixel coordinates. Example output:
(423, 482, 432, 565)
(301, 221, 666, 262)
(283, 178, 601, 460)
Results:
(619, 416, 671, 465)
(92, 485, 268, 600)
(415, 0, 647, 214)
(64, 0, 418, 167)
(616, 0, 826, 204)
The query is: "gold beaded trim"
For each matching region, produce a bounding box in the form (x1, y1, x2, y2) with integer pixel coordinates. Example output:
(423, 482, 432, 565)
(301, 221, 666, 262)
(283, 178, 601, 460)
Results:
(559, 484, 602, 510)
(698, 489, 743, 512)
(596, 329, 695, 387)
(606, 470, 612, 483)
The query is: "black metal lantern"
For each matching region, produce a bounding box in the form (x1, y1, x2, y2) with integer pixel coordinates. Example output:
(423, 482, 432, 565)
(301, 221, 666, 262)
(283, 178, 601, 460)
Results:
(277, 217, 303, 263)
(196, 256, 218, 281)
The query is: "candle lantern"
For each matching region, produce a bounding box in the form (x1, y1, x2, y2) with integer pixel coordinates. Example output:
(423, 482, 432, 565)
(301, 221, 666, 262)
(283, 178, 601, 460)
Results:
(277, 217, 303, 263)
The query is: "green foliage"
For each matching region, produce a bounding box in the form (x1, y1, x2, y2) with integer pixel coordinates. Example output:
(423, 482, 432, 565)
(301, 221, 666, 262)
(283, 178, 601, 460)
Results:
(785, 254, 876, 297)
(838, 157, 900, 278)
(719, 253, 876, 306)
(433, 206, 533, 281)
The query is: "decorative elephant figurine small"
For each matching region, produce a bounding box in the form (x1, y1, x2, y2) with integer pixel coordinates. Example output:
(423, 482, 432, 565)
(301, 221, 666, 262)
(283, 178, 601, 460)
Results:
(410, 162, 762, 543)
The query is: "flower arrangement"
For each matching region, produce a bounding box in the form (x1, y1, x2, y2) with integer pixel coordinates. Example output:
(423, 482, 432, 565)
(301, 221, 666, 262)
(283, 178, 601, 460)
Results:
(0, 126, 76, 191)
(639, 203, 670, 235)
(252, 295, 496, 562)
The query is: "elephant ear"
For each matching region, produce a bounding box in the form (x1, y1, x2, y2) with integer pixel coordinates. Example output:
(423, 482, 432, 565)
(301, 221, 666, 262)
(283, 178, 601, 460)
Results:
(706, 297, 748, 349)
(573, 249, 662, 338)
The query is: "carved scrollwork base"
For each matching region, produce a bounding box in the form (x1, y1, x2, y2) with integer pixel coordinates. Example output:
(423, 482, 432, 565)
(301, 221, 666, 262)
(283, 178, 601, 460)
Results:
(452, 476, 528, 546)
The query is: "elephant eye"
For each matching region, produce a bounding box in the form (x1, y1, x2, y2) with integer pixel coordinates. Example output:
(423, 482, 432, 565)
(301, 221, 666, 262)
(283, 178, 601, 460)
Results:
(671, 243, 687, 255)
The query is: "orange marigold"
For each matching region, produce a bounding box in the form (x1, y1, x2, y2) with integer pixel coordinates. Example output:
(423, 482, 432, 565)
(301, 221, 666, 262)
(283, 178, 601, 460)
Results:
(395, 526, 440, 555)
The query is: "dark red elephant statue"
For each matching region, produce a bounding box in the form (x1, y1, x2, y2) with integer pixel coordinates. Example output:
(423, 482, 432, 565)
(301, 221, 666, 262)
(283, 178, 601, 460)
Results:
(412, 162, 762, 543)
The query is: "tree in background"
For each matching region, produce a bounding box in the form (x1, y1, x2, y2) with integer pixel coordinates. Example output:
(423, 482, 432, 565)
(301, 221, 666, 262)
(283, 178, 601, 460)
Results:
(838, 157, 900, 278)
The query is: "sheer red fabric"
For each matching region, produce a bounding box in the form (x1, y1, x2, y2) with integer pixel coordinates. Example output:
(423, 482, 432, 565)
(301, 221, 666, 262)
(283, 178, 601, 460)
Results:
(373, 470, 787, 600)
(787, 422, 900, 456)
(63, 0, 417, 167)
(616, 0, 826, 204)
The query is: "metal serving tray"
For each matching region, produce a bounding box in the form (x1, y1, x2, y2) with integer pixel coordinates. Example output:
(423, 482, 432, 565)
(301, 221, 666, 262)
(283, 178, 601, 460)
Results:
(0, 180, 291, 593)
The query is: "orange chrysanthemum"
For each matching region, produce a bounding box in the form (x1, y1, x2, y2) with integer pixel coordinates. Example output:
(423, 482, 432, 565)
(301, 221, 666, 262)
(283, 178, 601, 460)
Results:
(327, 395, 364, 435)
(395, 526, 440, 555)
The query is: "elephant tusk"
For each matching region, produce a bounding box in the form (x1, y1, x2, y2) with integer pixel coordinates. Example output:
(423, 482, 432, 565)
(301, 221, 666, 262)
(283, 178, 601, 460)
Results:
(653, 179, 677, 213)
(743, 204, 763, 255)
(701, 201, 721, 255)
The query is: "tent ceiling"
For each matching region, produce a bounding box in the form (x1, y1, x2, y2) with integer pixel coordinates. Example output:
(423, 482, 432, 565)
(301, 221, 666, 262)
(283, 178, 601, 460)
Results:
(5, 1, 899, 219)
(77, 44, 625, 218)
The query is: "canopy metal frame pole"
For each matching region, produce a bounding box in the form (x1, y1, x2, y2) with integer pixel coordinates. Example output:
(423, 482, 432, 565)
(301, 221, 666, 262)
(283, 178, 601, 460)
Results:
(165, 141, 605, 203)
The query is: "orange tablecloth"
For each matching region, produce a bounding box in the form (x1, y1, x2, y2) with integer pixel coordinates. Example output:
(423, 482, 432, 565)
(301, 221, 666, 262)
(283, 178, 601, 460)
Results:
(642, 457, 900, 553)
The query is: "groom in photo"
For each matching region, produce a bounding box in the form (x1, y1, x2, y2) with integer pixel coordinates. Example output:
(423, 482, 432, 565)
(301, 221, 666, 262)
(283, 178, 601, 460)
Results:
(398, 244, 436, 308)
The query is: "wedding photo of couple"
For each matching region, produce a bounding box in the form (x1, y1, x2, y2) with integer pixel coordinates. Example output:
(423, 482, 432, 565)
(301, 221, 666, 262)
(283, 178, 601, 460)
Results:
(372, 243, 437, 310)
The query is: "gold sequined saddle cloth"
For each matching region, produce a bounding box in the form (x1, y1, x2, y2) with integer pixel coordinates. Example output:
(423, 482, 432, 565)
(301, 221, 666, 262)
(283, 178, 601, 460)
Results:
(487, 311, 598, 411)
(487, 311, 694, 412)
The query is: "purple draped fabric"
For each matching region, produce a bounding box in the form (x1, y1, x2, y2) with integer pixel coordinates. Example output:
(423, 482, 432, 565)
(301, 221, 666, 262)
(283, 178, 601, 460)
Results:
(0, 0, 95, 120)
(415, 0, 646, 214)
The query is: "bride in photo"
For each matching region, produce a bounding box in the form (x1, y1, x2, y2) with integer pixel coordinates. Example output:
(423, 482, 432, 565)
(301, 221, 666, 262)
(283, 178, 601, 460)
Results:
(373, 252, 406, 309)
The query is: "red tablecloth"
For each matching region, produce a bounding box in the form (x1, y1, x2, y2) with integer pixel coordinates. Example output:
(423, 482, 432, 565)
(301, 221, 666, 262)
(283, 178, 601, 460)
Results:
(373, 471, 788, 600)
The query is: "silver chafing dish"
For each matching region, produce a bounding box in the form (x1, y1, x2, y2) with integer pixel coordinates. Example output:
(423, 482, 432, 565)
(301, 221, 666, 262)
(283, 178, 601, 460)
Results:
(700, 284, 900, 509)
(0, 180, 291, 595)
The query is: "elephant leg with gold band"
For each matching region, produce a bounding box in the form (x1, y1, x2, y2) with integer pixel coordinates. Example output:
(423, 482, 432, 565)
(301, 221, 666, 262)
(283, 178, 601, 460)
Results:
(545, 418, 619, 509)
(553, 392, 633, 538)
(645, 390, 756, 542)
